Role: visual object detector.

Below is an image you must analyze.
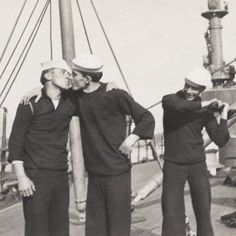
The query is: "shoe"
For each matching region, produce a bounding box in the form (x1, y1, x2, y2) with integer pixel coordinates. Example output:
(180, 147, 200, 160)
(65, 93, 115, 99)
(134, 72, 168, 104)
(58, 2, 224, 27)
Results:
(223, 176, 233, 186)
(228, 109, 236, 119)
(223, 218, 236, 228)
(221, 211, 236, 221)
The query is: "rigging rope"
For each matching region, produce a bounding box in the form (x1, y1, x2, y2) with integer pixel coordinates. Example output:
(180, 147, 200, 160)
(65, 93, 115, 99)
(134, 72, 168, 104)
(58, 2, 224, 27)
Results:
(0, 0, 50, 106)
(89, 0, 132, 96)
(0, 0, 41, 80)
(0, 0, 28, 63)
(75, 0, 93, 54)
(49, 0, 53, 59)
(147, 100, 162, 110)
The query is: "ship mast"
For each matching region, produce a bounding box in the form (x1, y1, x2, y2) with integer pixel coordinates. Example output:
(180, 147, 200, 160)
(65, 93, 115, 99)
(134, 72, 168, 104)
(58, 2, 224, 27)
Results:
(59, 0, 76, 66)
(58, 0, 87, 207)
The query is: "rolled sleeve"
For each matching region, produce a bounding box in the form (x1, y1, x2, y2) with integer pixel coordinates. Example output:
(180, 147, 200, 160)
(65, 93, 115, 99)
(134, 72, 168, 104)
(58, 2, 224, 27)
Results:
(205, 118, 230, 147)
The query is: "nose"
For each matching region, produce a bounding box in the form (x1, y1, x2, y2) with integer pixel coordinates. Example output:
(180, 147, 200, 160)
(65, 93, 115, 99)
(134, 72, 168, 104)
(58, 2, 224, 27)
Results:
(65, 76, 72, 86)
(67, 77, 73, 83)
(186, 87, 194, 93)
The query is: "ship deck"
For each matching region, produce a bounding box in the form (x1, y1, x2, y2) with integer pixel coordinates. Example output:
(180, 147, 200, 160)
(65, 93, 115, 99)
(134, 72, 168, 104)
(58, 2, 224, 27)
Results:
(0, 161, 235, 236)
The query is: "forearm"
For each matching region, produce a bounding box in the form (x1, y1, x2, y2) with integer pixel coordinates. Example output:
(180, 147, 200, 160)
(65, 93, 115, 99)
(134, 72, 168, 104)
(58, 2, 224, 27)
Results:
(206, 119, 230, 147)
(162, 95, 201, 112)
(132, 111, 155, 139)
(13, 162, 27, 179)
(126, 134, 140, 146)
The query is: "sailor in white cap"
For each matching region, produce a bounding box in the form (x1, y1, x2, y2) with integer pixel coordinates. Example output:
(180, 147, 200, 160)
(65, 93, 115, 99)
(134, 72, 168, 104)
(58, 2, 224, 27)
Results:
(71, 54, 104, 91)
(40, 59, 72, 89)
(8, 59, 83, 236)
(161, 66, 230, 236)
(70, 54, 155, 236)
(183, 66, 212, 100)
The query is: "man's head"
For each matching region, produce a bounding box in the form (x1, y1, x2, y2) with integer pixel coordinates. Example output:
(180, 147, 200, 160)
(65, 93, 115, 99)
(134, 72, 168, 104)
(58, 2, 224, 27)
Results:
(183, 67, 211, 100)
(40, 60, 72, 90)
(71, 54, 103, 90)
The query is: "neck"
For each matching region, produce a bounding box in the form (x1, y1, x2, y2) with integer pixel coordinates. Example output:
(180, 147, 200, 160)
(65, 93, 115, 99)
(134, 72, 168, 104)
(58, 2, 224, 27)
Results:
(44, 83, 62, 100)
(83, 81, 101, 93)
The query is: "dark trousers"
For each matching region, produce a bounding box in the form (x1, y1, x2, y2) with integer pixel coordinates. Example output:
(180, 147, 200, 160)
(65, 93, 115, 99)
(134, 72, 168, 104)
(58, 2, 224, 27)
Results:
(23, 169, 69, 236)
(85, 172, 131, 236)
(161, 161, 214, 236)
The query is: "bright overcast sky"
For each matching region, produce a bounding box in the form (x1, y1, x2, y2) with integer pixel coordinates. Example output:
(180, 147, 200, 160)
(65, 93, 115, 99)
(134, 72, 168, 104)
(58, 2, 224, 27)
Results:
(0, 0, 236, 136)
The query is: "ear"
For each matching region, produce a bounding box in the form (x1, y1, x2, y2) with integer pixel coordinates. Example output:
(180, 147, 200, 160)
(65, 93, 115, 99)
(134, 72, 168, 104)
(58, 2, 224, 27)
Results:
(85, 76, 92, 84)
(183, 83, 188, 91)
(44, 71, 53, 81)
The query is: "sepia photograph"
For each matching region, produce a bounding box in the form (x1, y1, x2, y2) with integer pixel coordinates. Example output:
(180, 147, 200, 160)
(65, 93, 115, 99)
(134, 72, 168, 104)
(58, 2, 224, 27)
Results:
(0, 0, 236, 235)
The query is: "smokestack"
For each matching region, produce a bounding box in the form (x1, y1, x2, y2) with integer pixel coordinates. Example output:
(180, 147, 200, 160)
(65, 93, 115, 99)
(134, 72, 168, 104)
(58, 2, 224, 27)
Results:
(202, 0, 229, 88)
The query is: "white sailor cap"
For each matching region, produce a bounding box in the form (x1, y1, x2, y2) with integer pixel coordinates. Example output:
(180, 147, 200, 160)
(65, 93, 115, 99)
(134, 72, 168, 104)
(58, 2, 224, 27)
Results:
(72, 54, 103, 73)
(185, 66, 212, 91)
(41, 60, 72, 74)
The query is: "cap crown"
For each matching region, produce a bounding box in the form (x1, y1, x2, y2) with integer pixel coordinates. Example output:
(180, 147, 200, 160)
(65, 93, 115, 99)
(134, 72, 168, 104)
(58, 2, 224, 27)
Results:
(72, 54, 103, 73)
(41, 60, 72, 74)
(185, 67, 212, 90)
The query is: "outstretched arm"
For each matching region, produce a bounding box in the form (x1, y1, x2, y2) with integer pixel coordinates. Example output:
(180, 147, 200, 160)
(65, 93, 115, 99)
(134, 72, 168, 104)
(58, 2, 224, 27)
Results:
(112, 90, 155, 155)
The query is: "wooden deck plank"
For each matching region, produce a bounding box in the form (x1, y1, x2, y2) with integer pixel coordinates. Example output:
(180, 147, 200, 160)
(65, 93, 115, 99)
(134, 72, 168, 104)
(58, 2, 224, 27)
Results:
(0, 162, 235, 236)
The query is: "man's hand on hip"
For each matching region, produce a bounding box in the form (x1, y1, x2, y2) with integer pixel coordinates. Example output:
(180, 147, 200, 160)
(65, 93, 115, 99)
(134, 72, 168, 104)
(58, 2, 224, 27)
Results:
(119, 134, 140, 156)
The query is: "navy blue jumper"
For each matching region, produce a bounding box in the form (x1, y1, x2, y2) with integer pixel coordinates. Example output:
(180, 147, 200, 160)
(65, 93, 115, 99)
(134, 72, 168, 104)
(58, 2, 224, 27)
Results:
(8, 91, 78, 236)
(76, 83, 155, 236)
(161, 90, 230, 236)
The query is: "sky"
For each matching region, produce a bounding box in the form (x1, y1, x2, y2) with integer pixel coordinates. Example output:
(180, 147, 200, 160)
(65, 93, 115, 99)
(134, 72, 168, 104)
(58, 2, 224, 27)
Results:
(0, 0, 236, 136)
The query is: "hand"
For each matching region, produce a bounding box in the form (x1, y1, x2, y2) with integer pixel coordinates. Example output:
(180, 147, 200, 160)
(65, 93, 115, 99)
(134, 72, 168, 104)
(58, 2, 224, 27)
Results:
(119, 134, 139, 156)
(106, 81, 118, 92)
(20, 87, 42, 105)
(201, 98, 220, 108)
(18, 175, 36, 197)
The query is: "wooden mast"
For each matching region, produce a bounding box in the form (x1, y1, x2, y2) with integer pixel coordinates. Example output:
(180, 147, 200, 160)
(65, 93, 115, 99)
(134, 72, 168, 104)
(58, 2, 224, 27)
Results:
(58, 0, 75, 65)
(58, 0, 87, 213)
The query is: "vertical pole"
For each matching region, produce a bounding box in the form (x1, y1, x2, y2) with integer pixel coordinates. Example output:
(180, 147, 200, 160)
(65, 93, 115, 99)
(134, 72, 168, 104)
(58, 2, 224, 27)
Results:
(0, 108, 7, 193)
(208, 17, 224, 70)
(58, 0, 76, 66)
(202, 1, 228, 87)
(58, 0, 87, 212)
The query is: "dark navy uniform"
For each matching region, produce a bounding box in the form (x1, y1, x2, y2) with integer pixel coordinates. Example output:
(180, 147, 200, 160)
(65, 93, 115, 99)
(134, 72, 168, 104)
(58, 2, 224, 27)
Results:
(161, 91, 229, 236)
(8, 91, 78, 236)
(76, 83, 155, 236)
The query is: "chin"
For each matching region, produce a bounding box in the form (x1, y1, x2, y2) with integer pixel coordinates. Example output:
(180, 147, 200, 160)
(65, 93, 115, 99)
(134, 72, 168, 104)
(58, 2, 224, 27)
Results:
(62, 85, 72, 90)
(186, 97, 195, 101)
(71, 86, 82, 91)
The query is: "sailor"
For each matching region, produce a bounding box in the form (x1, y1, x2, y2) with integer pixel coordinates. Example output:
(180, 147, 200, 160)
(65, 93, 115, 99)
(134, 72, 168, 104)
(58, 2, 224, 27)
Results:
(161, 66, 230, 236)
(8, 60, 83, 236)
(71, 54, 155, 236)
